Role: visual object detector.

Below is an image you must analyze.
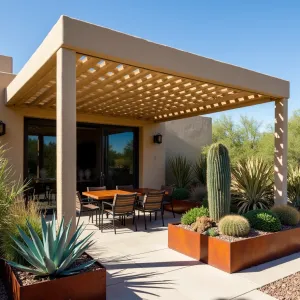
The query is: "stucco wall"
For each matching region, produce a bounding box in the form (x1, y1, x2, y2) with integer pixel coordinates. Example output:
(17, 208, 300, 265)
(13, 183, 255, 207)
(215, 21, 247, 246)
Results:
(0, 57, 24, 182)
(139, 123, 165, 189)
(165, 116, 212, 185)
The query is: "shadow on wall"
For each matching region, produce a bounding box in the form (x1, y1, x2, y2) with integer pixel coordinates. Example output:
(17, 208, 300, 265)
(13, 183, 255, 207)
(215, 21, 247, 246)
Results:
(165, 116, 212, 185)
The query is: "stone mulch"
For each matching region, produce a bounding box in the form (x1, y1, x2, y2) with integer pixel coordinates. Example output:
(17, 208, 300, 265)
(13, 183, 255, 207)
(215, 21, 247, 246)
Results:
(177, 224, 299, 242)
(259, 271, 300, 299)
(13, 253, 102, 286)
(0, 278, 8, 300)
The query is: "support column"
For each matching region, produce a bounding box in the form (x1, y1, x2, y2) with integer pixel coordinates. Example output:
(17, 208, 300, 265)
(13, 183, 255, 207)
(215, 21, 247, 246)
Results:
(274, 99, 288, 205)
(56, 48, 77, 234)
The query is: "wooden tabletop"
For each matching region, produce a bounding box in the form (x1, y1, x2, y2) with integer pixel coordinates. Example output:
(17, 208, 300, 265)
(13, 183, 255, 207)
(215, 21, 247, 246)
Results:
(82, 188, 167, 200)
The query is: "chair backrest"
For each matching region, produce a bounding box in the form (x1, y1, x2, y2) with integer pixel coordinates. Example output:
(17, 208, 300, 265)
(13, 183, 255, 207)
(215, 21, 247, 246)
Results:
(161, 185, 174, 198)
(143, 191, 165, 211)
(87, 186, 106, 191)
(113, 193, 137, 214)
(116, 185, 134, 191)
(76, 191, 82, 211)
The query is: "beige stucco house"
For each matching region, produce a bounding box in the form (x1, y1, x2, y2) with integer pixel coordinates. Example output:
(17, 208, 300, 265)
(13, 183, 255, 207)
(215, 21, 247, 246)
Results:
(0, 16, 289, 233)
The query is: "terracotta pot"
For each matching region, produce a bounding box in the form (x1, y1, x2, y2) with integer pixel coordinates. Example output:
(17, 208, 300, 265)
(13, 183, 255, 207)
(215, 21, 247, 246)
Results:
(4, 253, 106, 300)
(168, 223, 300, 273)
(165, 199, 201, 214)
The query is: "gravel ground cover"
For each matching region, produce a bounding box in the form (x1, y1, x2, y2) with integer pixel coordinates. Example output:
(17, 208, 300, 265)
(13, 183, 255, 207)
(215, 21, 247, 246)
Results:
(260, 271, 300, 299)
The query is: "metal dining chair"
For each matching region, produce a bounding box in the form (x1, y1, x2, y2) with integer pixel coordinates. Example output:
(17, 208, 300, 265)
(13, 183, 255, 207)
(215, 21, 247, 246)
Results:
(116, 185, 134, 191)
(136, 191, 165, 230)
(76, 191, 100, 227)
(87, 186, 108, 219)
(101, 193, 137, 234)
(87, 186, 107, 191)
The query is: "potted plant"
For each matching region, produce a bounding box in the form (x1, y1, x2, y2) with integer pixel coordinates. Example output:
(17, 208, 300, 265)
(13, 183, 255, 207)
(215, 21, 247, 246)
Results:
(3, 214, 106, 300)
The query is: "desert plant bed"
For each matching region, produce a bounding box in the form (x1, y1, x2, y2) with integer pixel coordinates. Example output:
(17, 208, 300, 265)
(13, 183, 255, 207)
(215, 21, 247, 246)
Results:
(168, 223, 300, 273)
(2, 253, 106, 300)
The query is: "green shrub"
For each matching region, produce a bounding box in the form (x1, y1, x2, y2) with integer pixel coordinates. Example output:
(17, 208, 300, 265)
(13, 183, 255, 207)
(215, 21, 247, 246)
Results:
(243, 209, 281, 232)
(172, 188, 190, 200)
(205, 227, 219, 237)
(202, 197, 208, 208)
(0, 145, 28, 260)
(1, 201, 42, 264)
(181, 206, 209, 225)
(218, 215, 250, 237)
(271, 205, 300, 226)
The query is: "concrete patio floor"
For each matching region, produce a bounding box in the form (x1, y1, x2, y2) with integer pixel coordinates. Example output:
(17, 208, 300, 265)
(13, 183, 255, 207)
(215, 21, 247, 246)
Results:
(77, 211, 300, 300)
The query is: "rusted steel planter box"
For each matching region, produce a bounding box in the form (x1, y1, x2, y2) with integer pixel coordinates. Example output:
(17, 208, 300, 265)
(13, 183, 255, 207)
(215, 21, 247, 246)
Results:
(207, 227, 300, 273)
(3, 254, 106, 300)
(168, 223, 208, 261)
(168, 224, 300, 273)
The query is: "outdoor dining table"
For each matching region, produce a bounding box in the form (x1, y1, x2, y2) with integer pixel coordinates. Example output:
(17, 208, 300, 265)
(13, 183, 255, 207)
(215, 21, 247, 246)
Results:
(82, 188, 168, 201)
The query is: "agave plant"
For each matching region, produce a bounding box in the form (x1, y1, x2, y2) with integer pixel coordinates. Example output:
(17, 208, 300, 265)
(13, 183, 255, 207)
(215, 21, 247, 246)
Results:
(287, 165, 300, 208)
(193, 154, 207, 185)
(7, 214, 95, 278)
(168, 155, 193, 188)
(231, 157, 274, 214)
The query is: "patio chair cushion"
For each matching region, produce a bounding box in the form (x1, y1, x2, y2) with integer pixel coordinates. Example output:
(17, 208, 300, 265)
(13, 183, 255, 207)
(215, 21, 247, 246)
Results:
(82, 203, 99, 211)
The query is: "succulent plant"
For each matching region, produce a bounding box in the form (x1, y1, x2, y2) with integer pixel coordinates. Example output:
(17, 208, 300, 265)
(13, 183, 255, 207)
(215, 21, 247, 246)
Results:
(271, 205, 300, 226)
(6, 214, 95, 278)
(231, 158, 274, 214)
(207, 143, 231, 221)
(191, 216, 214, 233)
(181, 206, 209, 225)
(168, 155, 193, 188)
(244, 209, 281, 232)
(172, 188, 190, 200)
(205, 227, 219, 237)
(218, 215, 250, 237)
(193, 154, 207, 185)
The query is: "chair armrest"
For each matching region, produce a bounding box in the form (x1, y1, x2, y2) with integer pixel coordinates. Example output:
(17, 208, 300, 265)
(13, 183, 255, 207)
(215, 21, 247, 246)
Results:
(102, 201, 113, 208)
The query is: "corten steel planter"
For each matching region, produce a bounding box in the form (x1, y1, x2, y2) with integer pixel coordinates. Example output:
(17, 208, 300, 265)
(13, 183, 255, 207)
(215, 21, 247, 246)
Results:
(165, 200, 201, 214)
(206, 227, 300, 273)
(168, 223, 208, 260)
(4, 254, 106, 300)
(168, 224, 300, 273)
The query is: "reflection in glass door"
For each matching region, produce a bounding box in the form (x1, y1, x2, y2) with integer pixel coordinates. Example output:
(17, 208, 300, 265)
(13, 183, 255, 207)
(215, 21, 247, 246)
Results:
(104, 129, 137, 189)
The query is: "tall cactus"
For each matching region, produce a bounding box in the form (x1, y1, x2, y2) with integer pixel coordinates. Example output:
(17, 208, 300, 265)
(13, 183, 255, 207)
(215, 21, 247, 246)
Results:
(207, 143, 231, 221)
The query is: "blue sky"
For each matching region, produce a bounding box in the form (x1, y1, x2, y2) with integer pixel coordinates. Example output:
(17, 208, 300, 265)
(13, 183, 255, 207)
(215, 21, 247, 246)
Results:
(1, 0, 299, 129)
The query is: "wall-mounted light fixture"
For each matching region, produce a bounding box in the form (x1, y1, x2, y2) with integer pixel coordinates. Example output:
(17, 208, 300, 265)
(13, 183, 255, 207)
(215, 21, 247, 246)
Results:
(153, 133, 162, 144)
(0, 121, 6, 136)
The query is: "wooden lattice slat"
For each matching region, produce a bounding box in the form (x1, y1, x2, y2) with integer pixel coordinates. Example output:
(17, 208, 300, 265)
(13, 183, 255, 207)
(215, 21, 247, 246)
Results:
(18, 53, 277, 122)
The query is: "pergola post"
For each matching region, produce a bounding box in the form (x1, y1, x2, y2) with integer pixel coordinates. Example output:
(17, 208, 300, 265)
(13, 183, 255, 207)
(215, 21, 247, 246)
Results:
(274, 99, 288, 205)
(56, 48, 77, 234)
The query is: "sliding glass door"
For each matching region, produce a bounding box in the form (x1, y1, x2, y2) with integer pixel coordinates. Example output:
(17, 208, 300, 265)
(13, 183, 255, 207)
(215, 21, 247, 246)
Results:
(24, 118, 139, 192)
(103, 127, 138, 189)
